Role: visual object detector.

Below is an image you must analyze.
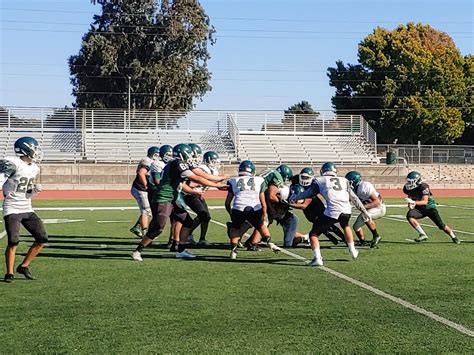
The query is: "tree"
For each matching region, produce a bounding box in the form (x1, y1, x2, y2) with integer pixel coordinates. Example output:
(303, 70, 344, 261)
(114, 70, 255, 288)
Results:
(285, 100, 317, 115)
(328, 23, 471, 144)
(276, 100, 320, 130)
(69, 0, 215, 111)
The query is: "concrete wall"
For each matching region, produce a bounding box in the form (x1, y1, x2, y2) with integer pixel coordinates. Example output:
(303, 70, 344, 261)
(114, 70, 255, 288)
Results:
(36, 163, 474, 190)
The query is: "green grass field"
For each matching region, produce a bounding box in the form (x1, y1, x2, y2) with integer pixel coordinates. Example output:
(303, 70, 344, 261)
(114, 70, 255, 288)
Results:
(1, 197, 473, 353)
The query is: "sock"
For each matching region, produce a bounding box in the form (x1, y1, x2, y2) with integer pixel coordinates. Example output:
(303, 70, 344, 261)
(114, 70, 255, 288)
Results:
(312, 248, 322, 260)
(231, 243, 238, 253)
(177, 244, 186, 253)
(415, 225, 426, 235)
(261, 236, 271, 244)
(371, 229, 380, 239)
(301, 233, 309, 242)
(136, 242, 146, 252)
(347, 242, 356, 254)
(449, 231, 457, 239)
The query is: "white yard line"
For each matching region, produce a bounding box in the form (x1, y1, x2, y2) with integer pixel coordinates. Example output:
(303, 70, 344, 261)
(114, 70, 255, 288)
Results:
(207, 216, 474, 338)
(35, 206, 136, 211)
(383, 216, 474, 236)
(0, 230, 6, 240)
(97, 220, 133, 224)
(440, 205, 474, 210)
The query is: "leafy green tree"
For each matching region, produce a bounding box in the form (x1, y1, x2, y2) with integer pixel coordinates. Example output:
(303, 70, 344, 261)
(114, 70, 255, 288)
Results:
(285, 100, 318, 114)
(328, 23, 471, 144)
(69, 0, 215, 111)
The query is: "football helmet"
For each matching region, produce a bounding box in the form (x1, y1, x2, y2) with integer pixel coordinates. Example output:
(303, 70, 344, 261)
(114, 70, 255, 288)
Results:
(320, 162, 337, 176)
(188, 143, 203, 163)
(203, 151, 220, 169)
(405, 171, 422, 190)
(147, 146, 160, 161)
(159, 145, 173, 163)
(14, 137, 43, 163)
(299, 167, 314, 186)
(290, 183, 306, 203)
(276, 164, 293, 183)
(238, 160, 256, 176)
(345, 171, 362, 190)
(173, 144, 193, 163)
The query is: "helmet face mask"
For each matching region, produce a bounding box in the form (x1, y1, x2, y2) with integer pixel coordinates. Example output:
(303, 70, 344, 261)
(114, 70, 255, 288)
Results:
(188, 143, 203, 165)
(299, 167, 314, 186)
(345, 171, 362, 190)
(320, 162, 337, 177)
(405, 171, 422, 190)
(238, 160, 256, 176)
(147, 146, 160, 161)
(14, 137, 43, 163)
(203, 151, 220, 170)
(159, 145, 173, 163)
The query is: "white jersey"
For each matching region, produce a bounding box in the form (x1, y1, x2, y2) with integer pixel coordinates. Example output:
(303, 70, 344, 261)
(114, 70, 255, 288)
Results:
(228, 175, 265, 211)
(185, 163, 220, 194)
(314, 176, 352, 219)
(355, 181, 382, 205)
(148, 160, 165, 186)
(1, 156, 40, 216)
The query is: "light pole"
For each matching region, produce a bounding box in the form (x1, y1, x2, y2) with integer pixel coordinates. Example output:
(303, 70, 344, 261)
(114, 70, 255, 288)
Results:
(127, 76, 131, 128)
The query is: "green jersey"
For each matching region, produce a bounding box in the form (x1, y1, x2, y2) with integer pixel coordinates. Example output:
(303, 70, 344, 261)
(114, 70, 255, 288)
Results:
(152, 159, 193, 203)
(259, 169, 284, 190)
(403, 182, 437, 209)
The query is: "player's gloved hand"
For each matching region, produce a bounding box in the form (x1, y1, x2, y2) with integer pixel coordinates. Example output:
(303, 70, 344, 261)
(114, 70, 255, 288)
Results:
(405, 198, 416, 210)
(267, 242, 280, 254)
(363, 212, 372, 222)
(33, 183, 43, 193)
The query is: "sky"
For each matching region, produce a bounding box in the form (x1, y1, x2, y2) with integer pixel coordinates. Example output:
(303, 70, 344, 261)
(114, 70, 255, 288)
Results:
(0, 0, 472, 112)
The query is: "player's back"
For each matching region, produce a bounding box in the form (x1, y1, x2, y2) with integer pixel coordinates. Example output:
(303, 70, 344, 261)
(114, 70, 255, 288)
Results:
(314, 176, 351, 218)
(228, 175, 265, 211)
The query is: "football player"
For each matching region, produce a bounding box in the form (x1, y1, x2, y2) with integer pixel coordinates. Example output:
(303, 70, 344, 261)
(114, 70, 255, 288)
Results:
(1, 137, 48, 282)
(130, 146, 160, 238)
(245, 164, 305, 249)
(290, 167, 345, 246)
(345, 171, 386, 248)
(403, 171, 460, 244)
(225, 160, 278, 259)
(290, 162, 370, 267)
(132, 144, 226, 261)
(183, 151, 224, 246)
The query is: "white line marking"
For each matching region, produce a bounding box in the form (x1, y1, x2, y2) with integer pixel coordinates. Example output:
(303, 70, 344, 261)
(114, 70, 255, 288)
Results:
(383, 216, 474, 236)
(442, 205, 474, 210)
(0, 230, 6, 240)
(42, 219, 85, 224)
(35, 206, 137, 211)
(207, 216, 474, 338)
(405, 238, 416, 243)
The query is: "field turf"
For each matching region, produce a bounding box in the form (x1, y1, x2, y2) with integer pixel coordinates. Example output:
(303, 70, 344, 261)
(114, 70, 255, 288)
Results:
(0, 197, 473, 353)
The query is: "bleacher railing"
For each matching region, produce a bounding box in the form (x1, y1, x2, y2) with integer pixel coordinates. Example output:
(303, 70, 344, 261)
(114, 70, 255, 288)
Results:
(377, 145, 474, 164)
(0, 107, 378, 162)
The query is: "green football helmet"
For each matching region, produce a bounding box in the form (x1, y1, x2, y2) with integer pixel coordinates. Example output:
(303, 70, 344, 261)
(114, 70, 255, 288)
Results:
(299, 167, 314, 186)
(239, 160, 256, 176)
(320, 162, 337, 176)
(159, 145, 173, 163)
(188, 143, 203, 162)
(276, 164, 293, 183)
(345, 171, 362, 190)
(405, 171, 422, 190)
(203, 151, 220, 169)
(291, 183, 306, 195)
(147, 146, 160, 161)
(14, 136, 43, 163)
(173, 144, 193, 163)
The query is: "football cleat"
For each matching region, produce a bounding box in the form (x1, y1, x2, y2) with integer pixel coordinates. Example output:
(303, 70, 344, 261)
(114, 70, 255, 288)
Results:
(268, 242, 280, 254)
(4, 274, 14, 283)
(130, 226, 143, 238)
(197, 239, 210, 246)
(358, 239, 367, 247)
(415, 234, 429, 243)
(350, 248, 359, 259)
(370, 236, 382, 248)
(176, 250, 196, 259)
(451, 237, 461, 244)
(16, 265, 35, 280)
(246, 244, 261, 252)
(309, 257, 324, 267)
(132, 251, 143, 262)
(230, 251, 238, 260)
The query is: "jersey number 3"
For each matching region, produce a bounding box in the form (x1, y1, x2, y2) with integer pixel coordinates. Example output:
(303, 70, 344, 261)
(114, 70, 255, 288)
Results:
(237, 177, 256, 191)
(330, 177, 342, 191)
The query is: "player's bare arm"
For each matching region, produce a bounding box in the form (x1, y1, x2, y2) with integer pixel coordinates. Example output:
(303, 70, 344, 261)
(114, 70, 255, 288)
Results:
(192, 167, 227, 182)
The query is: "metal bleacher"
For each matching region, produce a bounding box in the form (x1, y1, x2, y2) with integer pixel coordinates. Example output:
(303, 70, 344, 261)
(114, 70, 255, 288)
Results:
(0, 107, 379, 165)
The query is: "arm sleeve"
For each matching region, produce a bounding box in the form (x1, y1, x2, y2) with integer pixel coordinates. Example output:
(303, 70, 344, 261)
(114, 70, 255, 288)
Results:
(0, 159, 16, 178)
(291, 181, 319, 201)
(349, 187, 368, 214)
